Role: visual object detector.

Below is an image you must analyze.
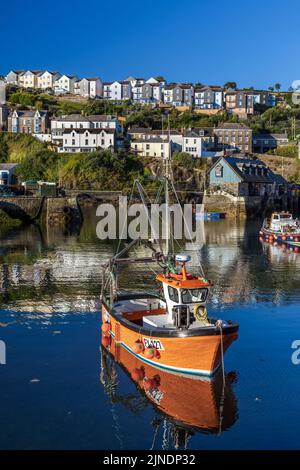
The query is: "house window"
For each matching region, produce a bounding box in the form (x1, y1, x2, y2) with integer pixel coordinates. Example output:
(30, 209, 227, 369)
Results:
(72, 139, 75, 145)
(85, 139, 88, 145)
(215, 164, 223, 178)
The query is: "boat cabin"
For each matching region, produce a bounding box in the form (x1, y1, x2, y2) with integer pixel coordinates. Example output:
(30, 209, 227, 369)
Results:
(109, 255, 213, 331)
(269, 212, 298, 232)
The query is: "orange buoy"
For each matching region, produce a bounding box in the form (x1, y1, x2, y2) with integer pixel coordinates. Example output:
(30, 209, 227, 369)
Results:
(131, 367, 144, 382)
(132, 341, 144, 354)
(144, 347, 155, 359)
(101, 335, 111, 348)
(101, 322, 110, 334)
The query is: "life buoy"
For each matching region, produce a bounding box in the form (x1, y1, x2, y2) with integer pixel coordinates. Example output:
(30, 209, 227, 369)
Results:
(194, 305, 208, 322)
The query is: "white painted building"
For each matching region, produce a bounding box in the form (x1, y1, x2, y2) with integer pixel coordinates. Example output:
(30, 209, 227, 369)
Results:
(51, 114, 121, 147)
(54, 75, 77, 94)
(103, 80, 132, 100)
(131, 137, 170, 158)
(183, 129, 217, 157)
(59, 128, 115, 153)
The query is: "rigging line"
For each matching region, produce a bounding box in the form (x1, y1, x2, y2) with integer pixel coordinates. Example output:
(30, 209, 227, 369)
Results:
(169, 176, 205, 278)
(135, 180, 163, 253)
(101, 179, 138, 295)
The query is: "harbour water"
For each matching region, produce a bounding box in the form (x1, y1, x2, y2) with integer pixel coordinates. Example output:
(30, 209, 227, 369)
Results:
(1, 211, 300, 449)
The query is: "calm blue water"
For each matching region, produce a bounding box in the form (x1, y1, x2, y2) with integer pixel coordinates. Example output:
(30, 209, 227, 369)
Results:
(1, 216, 300, 449)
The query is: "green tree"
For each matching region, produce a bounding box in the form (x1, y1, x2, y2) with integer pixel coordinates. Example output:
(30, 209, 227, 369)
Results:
(274, 83, 281, 92)
(224, 81, 237, 90)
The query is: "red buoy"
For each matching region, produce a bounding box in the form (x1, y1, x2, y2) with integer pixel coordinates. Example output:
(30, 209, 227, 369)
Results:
(101, 335, 111, 348)
(131, 367, 144, 382)
(132, 341, 144, 354)
(101, 322, 110, 334)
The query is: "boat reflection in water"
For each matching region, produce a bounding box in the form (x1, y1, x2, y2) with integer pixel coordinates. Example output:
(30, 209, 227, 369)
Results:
(100, 335, 238, 447)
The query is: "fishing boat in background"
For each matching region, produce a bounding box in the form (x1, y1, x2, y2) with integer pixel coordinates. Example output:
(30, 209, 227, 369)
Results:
(260, 211, 300, 245)
(100, 128, 238, 379)
(100, 339, 238, 438)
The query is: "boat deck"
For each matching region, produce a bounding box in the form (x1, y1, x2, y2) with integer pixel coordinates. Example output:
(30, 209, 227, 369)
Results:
(113, 297, 213, 330)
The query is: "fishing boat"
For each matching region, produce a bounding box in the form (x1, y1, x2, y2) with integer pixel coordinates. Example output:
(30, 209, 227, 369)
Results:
(101, 124, 238, 379)
(100, 338, 238, 436)
(260, 211, 300, 244)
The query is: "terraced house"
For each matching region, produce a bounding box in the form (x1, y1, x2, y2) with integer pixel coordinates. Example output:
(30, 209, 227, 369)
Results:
(18, 70, 43, 88)
(51, 114, 121, 148)
(214, 123, 252, 153)
(194, 86, 223, 110)
(163, 84, 194, 107)
(74, 77, 103, 98)
(37, 71, 61, 90)
(8, 110, 50, 134)
(103, 80, 132, 100)
(60, 128, 115, 153)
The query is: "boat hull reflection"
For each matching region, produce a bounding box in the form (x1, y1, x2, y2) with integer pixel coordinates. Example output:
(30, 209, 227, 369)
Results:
(101, 335, 238, 434)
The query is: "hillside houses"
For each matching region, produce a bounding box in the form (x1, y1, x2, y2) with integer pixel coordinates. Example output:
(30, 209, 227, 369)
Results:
(3, 69, 278, 115)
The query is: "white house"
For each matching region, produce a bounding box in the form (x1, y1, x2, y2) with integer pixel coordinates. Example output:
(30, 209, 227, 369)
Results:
(51, 114, 121, 146)
(127, 127, 183, 150)
(130, 137, 170, 158)
(103, 81, 132, 100)
(54, 75, 77, 94)
(74, 77, 102, 98)
(183, 128, 217, 157)
(37, 71, 61, 90)
(59, 128, 115, 153)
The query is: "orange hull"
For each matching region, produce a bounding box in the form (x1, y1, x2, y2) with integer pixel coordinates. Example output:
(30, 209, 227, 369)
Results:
(101, 339, 238, 432)
(102, 304, 238, 377)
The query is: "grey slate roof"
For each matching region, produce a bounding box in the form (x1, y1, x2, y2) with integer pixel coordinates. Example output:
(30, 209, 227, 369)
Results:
(213, 156, 287, 184)
(9, 110, 48, 117)
(63, 128, 115, 134)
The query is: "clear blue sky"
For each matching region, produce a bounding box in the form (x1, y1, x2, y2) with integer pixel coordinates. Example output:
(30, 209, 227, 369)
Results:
(1, 0, 299, 90)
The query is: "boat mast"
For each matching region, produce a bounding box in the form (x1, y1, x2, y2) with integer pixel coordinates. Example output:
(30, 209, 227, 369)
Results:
(165, 113, 171, 257)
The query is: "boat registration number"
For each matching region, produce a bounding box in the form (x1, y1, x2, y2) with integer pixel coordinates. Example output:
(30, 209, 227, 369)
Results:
(143, 337, 165, 350)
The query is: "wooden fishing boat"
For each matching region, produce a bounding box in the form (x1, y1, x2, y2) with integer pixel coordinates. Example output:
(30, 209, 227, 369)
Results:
(260, 211, 300, 244)
(100, 338, 238, 433)
(101, 246, 238, 378)
(101, 123, 238, 379)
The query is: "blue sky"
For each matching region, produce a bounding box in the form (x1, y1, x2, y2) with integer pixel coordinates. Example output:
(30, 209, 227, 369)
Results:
(1, 0, 299, 90)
